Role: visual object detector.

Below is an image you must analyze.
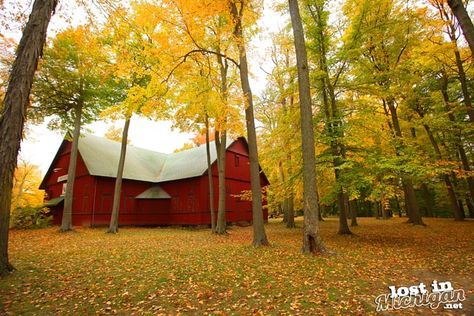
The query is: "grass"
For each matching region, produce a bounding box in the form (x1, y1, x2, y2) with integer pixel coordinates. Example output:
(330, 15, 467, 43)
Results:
(0, 217, 473, 315)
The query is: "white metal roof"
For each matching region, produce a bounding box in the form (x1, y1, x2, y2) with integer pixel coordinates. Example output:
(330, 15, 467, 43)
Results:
(77, 133, 232, 183)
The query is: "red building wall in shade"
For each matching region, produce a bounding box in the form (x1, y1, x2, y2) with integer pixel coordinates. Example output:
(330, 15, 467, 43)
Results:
(43, 138, 268, 227)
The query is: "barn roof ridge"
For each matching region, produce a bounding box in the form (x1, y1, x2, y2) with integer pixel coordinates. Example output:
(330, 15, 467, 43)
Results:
(77, 133, 236, 183)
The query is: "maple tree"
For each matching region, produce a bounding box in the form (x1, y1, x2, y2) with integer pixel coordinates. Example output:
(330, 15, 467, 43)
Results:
(32, 25, 121, 232)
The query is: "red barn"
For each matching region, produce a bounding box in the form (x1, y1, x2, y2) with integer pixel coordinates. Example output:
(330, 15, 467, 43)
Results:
(40, 134, 269, 227)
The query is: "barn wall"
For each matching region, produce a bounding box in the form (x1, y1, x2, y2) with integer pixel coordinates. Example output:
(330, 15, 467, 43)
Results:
(200, 137, 268, 225)
(45, 137, 267, 227)
(43, 148, 95, 226)
(90, 177, 171, 226)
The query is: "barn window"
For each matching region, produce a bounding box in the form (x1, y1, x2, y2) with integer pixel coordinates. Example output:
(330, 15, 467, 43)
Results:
(235, 154, 240, 167)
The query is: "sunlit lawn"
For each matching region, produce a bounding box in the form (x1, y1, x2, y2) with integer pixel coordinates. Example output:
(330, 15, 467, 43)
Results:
(0, 217, 473, 315)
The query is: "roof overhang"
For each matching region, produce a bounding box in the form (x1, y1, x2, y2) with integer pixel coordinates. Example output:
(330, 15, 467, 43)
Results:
(136, 186, 171, 199)
(44, 196, 64, 207)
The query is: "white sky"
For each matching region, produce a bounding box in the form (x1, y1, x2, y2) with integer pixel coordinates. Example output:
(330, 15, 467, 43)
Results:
(4, 0, 286, 174)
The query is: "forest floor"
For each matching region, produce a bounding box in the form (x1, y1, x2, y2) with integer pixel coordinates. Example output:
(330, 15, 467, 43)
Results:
(0, 217, 473, 315)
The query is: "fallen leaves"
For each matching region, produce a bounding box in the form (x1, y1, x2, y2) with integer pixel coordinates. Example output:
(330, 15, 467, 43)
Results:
(0, 217, 473, 314)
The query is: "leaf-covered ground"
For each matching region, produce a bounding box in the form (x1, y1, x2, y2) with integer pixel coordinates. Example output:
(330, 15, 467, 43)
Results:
(0, 217, 473, 315)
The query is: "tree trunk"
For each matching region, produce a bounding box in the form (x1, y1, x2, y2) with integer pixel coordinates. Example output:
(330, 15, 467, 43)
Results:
(281, 202, 288, 223)
(448, 0, 474, 56)
(107, 117, 131, 233)
(381, 195, 388, 220)
(230, 1, 269, 247)
(289, 0, 327, 254)
(439, 71, 474, 203)
(421, 122, 463, 220)
(444, 13, 474, 122)
(310, 1, 350, 235)
(214, 49, 229, 235)
(420, 183, 434, 218)
(215, 131, 227, 234)
(287, 192, 295, 228)
(350, 199, 358, 227)
(466, 198, 474, 218)
(61, 102, 83, 231)
(386, 99, 424, 225)
(0, 0, 57, 277)
(337, 190, 351, 234)
(205, 114, 216, 232)
(278, 160, 288, 223)
(280, 158, 295, 228)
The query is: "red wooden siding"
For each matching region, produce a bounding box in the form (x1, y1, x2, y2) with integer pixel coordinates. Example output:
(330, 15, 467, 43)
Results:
(43, 137, 268, 227)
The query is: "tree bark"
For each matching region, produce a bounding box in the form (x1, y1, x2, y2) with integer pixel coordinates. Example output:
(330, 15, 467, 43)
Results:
(420, 183, 434, 218)
(287, 195, 295, 228)
(215, 131, 227, 234)
(442, 9, 474, 122)
(205, 114, 216, 232)
(0, 0, 58, 275)
(108, 117, 131, 233)
(310, 1, 351, 235)
(289, 0, 327, 254)
(439, 71, 474, 204)
(215, 48, 229, 235)
(447, 0, 474, 56)
(60, 101, 83, 231)
(350, 199, 358, 227)
(337, 188, 351, 234)
(421, 122, 463, 220)
(465, 198, 474, 218)
(230, 1, 269, 246)
(386, 99, 424, 225)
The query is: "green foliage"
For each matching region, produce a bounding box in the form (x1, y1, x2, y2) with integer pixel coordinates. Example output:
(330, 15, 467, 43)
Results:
(10, 206, 52, 229)
(31, 25, 123, 131)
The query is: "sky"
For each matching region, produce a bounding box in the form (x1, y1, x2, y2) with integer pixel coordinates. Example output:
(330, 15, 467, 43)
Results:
(2, 0, 287, 174)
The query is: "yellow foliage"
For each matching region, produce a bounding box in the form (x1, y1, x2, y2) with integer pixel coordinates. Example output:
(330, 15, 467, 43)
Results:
(11, 159, 45, 210)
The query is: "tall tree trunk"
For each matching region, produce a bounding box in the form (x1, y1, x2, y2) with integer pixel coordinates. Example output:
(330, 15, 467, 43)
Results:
(386, 99, 424, 225)
(0, 0, 58, 275)
(447, 0, 474, 56)
(215, 49, 229, 235)
(278, 161, 288, 223)
(289, 0, 327, 254)
(443, 10, 474, 122)
(230, 1, 269, 247)
(309, 1, 351, 235)
(439, 71, 474, 203)
(61, 102, 83, 231)
(205, 114, 216, 232)
(420, 122, 463, 220)
(279, 158, 295, 228)
(215, 131, 227, 234)
(108, 117, 131, 233)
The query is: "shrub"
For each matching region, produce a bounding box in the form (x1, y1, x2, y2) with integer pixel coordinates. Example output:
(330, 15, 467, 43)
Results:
(10, 206, 52, 229)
